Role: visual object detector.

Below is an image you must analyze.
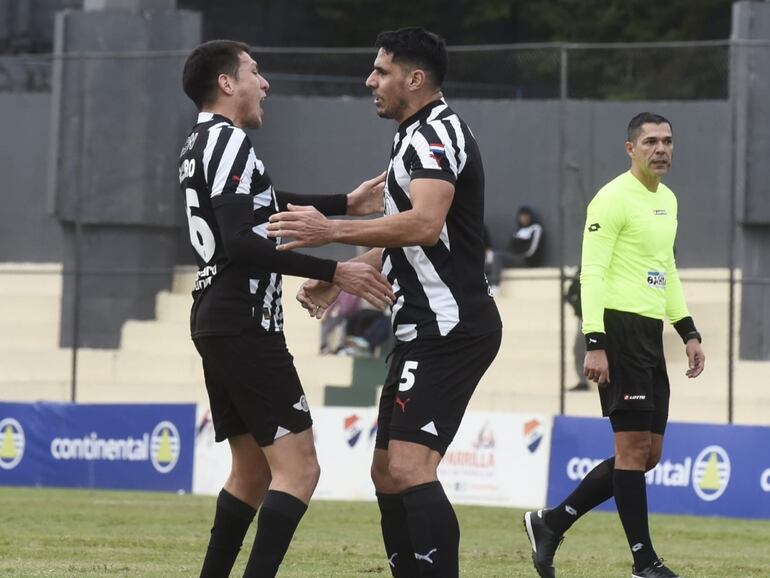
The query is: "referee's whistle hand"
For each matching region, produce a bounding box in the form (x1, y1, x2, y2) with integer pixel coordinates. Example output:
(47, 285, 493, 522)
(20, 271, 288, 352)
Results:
(584, 350, 610, 386)
(685, 340, 705, 378)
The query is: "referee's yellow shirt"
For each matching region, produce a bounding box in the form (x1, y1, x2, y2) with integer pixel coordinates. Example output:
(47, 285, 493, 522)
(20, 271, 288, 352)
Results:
(580, 171, 690, 335)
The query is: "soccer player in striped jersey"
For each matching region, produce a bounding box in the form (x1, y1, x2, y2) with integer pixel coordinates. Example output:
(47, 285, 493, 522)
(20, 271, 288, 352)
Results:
(268, 28, 502, 578)
(524, 113, 706, 578)
(180, 40, 393, 578)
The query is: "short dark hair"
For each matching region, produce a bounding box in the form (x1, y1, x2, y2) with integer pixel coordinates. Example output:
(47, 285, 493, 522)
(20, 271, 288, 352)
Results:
(627, 112, 672, 142)
(375, 27, 447, 88)
(182, 40, 251, 109)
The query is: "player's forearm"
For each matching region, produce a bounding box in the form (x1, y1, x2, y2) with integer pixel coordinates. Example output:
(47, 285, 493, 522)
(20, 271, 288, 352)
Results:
(330, 210, 442, 248)
(349, 248, 384, 270)
(276, 191, 348, 216)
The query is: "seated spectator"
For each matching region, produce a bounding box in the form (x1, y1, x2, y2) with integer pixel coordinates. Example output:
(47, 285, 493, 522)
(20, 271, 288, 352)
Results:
(509, 205, 545, 267)
(340, 307, 392, 356)
(319, 291, 362, 354)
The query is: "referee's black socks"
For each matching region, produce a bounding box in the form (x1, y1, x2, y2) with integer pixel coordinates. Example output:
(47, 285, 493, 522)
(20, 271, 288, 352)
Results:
(243, 490, 307, 578)
(545, 456, 615, 535)
(377, 492, 418, 577)
(199, 489, 257, 578)
(614, 468, 657, 570)
(401, 481, 460, 577)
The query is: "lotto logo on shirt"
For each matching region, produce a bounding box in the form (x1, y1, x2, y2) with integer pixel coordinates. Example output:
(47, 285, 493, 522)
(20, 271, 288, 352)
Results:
(647, 271, 666, 289)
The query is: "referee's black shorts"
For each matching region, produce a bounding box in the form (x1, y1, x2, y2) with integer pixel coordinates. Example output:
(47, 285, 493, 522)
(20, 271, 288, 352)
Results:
(193, 329, 312, 446)
(601, 309, 670, 435)
(375, 329, 502, 455)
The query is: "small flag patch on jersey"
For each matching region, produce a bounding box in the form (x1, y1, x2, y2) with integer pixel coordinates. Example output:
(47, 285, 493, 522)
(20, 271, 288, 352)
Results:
(231, 175, 241, 182)
(429, 143, 445, 160)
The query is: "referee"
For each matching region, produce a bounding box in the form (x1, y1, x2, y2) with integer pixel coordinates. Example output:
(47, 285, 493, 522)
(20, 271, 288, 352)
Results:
(268, 28, 502, 577)
(524, 113, 705, 578)
(180, 40, 393, 578)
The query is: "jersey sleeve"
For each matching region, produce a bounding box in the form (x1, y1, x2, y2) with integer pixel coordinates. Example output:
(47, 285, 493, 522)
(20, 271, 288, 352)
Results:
(580, 191, 624, 335)
(407, 123, 459, 184)
(664, 248, 690, 324)
(205, 126, 265, 197)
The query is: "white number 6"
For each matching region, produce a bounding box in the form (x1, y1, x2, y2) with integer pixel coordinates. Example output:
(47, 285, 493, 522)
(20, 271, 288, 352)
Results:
(398, 360, 419, 392)
(185, 188, 216, 263)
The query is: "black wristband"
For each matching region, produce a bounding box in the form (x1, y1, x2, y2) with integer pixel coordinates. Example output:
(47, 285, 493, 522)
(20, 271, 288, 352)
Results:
(584, 332, 606, 350)
(674, 316, 701, 344)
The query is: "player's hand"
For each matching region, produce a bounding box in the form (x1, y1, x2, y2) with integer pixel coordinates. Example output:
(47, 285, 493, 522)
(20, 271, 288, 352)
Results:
(332, 261, 394, 310)
(297, 279, 341, 319)
(267, 204, 335, 250)
(347, 171, 386, 216)
(584, 349, 610, 386)
(685, 339, 705, 378)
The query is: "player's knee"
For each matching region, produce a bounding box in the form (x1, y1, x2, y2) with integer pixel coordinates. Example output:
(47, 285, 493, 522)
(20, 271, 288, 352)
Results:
(387, 455, 431, 491)
(616, 438, 651, 468)
(645, 449, 662, 471)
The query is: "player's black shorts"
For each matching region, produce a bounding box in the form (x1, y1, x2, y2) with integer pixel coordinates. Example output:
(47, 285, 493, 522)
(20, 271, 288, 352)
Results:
(600, 309, 669, 434)
(193, 330, 312, 446)
(375, 329, 502, 455)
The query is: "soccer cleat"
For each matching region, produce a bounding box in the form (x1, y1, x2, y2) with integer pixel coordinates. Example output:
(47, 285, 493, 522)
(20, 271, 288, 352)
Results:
(523, 509, 563, 578)
(632, 558, 680, 578)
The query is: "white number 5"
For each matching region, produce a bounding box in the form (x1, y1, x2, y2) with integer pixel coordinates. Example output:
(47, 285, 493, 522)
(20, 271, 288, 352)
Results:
(398, 360, 419, 392)
(185, 188, 216, 263)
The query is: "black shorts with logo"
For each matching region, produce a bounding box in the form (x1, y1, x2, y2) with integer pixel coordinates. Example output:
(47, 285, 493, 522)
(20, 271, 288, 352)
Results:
(375, 329, 502, 455)
(601, 309, 670, 433)
(193, 330, 312, 446)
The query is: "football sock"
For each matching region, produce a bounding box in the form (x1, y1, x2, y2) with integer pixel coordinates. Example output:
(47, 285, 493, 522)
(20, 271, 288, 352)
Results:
(199, 489, 256, 578)
(402, 481, 460, 577)
(545, 457, 615, 535)
(377, 492, 419, 577)
(243, 490, 307, 578)
(613, 469, 657, 570)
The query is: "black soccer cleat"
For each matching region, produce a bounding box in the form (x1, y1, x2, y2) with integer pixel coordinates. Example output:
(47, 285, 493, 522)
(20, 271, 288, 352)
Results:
(632, 558, 680, 578)
(523, 509, 563, 578)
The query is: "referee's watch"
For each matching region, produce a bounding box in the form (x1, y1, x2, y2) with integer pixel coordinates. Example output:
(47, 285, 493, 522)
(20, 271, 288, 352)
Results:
(674, 316, 702, 344)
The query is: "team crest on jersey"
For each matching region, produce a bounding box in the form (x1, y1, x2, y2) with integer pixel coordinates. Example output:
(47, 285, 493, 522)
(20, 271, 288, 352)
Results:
(429, 143, 446, 162)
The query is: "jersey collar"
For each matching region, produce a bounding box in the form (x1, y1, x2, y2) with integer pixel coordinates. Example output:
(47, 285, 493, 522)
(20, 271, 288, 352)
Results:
(196, 112, 234, 126)
(398, 98, 447, 131)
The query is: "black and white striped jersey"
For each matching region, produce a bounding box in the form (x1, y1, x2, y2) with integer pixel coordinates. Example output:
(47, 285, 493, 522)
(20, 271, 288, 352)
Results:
(383, 99, 501, 342)
(179, 112, 339, 337)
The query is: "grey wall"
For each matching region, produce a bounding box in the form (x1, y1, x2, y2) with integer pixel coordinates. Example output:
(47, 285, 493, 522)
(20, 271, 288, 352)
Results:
(252, 97, 731, 267)
(0, 93, 733, 268)
(0, 92, 62, 262)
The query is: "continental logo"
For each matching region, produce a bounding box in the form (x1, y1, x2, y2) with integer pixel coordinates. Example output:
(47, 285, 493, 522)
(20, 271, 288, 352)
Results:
(50, 420, 181, 474)
(0, 418, 25, 470)
(567, 444, 731, 502)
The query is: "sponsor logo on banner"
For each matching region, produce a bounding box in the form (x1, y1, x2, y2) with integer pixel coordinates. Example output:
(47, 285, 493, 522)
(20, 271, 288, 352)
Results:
(692, 445, 730, 502)
(568, 444, 731, 502)
(49, 420, 182, 474)
(444, 422, 496, 468)
(344, 415, 363, 447)
(0, 418, 25, 470)
(523, 419, 544, 453)
(761, 469, 770, 493)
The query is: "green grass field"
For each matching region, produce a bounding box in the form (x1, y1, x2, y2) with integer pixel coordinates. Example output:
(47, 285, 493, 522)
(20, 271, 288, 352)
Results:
(0, 487, 768, 577)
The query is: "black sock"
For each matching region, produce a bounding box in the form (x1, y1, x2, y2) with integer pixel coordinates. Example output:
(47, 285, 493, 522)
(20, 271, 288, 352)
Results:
(243, 490, 307, 578)
(401, 481, 460, 577)
(545, 457, 615, 535)
(377, 492, 419, 577)
(613, 469, 657, 570)
(200, 489, 257, 578)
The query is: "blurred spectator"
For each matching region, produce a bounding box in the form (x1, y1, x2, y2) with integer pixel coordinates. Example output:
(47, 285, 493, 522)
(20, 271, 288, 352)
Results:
(483, 225, 502, 293)
(565, 268, 589, 391)
(341, 307, 392, 356)
(319, 291, 362, 354)
(509, 205, 545, 267)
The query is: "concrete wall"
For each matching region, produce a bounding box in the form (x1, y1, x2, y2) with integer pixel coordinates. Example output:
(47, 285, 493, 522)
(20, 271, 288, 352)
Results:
(0, 94, 731, 268)
(250, 97, 732, 267)
(0, 93, 63, 262)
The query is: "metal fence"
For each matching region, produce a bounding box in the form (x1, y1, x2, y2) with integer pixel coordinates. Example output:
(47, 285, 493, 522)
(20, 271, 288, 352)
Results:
(0, 40, 768, 426)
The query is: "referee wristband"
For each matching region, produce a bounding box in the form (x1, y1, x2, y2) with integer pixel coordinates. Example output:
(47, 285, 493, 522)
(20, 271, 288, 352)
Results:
(584, 332, 606, 351)
(674, 316, 702, 344)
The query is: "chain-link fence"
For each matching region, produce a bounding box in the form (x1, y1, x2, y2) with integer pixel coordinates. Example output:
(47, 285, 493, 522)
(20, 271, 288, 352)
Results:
(0, 40, 768, 426)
